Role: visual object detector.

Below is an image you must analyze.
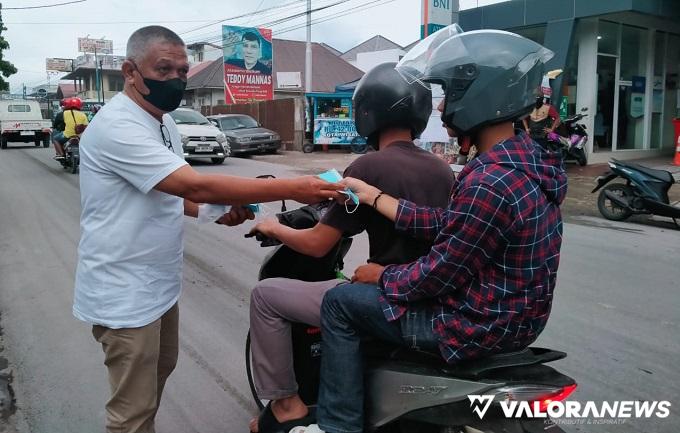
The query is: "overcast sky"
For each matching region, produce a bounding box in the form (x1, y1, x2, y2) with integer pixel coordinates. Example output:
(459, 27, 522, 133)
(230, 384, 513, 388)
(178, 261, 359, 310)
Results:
(3, 0, 507, 93)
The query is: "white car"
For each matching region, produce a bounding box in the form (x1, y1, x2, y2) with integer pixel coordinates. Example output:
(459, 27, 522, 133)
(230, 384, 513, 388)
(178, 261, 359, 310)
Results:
(169, 108, 230, 164)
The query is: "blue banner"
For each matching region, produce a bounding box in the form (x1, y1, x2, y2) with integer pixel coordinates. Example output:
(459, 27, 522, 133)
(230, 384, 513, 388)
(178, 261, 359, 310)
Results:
(313, 119, 365, 145)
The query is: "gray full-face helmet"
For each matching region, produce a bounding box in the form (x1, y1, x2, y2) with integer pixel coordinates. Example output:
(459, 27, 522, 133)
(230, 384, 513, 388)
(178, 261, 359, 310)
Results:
(417, 30, 554, 134)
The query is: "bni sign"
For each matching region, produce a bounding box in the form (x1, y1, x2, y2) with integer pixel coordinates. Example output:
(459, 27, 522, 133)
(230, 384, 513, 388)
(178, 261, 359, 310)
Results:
(421, 0, 459, 38)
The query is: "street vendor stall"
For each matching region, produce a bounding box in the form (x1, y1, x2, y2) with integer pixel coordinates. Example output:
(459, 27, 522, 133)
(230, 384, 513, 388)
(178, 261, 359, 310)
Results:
(304, 91, 367, 153)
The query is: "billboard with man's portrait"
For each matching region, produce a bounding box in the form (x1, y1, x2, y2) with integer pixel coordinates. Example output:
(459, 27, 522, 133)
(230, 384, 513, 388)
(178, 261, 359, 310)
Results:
(222, 25, 273, 104)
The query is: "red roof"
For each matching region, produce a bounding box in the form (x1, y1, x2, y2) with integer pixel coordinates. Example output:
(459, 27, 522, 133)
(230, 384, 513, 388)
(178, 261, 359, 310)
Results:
(188, 61, 214, 79)
(57, 83, 77, 98)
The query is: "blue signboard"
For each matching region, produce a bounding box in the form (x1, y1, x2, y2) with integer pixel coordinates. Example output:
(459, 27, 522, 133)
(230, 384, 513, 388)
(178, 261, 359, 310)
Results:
(631, 76, 646, 93)
(313, 119, 365, 145)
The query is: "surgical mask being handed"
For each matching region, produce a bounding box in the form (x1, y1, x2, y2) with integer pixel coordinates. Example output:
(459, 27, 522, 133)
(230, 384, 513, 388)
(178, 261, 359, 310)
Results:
(317, 169, 360, 214)
(131, 62, 187, 112)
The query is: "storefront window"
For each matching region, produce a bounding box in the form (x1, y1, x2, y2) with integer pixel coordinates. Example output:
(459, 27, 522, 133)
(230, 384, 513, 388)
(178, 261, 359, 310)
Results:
(596, 55, 616, 152)
(598, 21, 618, 55)
(316, 98, 349, 118)
(617, 24, 647, 150)
(651, 31, 666, 149)
(663, 34, 680, 149)
(514, 25, 546, 45)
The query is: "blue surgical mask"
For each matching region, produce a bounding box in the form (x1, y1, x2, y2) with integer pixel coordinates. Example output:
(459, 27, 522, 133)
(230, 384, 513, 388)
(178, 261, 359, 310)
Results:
(318, 169, 359, 213)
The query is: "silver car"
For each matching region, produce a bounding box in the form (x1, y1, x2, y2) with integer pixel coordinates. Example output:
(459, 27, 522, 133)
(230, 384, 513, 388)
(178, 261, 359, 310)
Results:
(208, 114, 281, 155)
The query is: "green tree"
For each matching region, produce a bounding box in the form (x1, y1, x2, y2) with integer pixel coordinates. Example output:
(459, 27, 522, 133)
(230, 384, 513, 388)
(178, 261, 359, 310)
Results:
(0, 3, 17, 92)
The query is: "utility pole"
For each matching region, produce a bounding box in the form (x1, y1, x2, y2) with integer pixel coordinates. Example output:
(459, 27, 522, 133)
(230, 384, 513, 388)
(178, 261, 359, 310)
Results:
(94, 44, 100, 104)
(99, 59, 103, 103)
(305, 0, 312, 93)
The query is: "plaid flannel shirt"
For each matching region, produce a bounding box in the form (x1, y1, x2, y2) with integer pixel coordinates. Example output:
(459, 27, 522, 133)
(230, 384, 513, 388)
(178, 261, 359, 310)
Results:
(378, 133, 567, 363)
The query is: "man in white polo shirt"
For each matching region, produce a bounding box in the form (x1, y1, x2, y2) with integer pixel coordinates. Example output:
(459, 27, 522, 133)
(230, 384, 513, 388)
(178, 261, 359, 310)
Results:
(74, 25, 340, 433)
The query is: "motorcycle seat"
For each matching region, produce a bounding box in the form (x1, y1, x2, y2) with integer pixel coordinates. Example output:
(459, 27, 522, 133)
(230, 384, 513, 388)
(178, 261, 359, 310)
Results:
(616, 160, 674, 184)
(382, 346, 566, 379)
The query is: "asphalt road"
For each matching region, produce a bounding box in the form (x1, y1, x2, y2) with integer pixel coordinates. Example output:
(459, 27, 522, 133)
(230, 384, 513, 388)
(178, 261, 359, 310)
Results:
(0, 144, 678, 433)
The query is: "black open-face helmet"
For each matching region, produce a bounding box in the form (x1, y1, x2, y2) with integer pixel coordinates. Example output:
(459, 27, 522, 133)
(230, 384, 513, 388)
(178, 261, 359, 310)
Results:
(400, 29, 554, 135)
(352, 62, 432, 144)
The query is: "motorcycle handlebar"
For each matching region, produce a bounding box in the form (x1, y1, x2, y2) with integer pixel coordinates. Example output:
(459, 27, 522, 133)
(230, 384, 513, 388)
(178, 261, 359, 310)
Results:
(564, 113, 588, 123)
(244, 231, 282, 247)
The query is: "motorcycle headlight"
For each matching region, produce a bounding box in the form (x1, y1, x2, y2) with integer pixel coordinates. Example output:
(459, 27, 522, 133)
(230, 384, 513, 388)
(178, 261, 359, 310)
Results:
(216, 133, 227, 144)
(180, 134, 190, 145)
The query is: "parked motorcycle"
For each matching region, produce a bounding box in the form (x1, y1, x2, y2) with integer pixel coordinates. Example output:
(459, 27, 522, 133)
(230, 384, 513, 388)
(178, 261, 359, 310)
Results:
(592, 159, 680, 227)
(547, 108, 588, 166)
(245, 199, 577, 432)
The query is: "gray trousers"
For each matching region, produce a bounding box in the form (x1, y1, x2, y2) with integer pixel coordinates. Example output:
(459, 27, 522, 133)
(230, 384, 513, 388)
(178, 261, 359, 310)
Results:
(249, 277, 345, 400)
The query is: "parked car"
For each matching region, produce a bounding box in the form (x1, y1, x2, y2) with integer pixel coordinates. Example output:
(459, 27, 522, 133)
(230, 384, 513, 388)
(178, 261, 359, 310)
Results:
(207, 114, 281, 155)
(0, 99, 52, 148)
(169, 108, 230, 164)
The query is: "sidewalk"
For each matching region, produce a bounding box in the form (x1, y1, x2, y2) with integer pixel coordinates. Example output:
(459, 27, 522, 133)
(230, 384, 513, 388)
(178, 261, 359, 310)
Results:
(250, 150, 680, 222)
(252, 149, 362, 176)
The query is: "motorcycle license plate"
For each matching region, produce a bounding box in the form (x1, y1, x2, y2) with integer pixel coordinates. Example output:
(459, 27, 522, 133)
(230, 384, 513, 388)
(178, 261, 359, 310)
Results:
(195, 146, 212, 152)
(20, 131, 35, 136)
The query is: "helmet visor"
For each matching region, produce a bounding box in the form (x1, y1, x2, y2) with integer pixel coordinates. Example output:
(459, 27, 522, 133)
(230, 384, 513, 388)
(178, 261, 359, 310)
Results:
(421, 30, 554, 93)
(395, 23, 463, 86)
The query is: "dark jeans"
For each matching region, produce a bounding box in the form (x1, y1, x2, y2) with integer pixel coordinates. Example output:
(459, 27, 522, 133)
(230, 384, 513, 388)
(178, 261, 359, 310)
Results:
(317, 283, 440, 433)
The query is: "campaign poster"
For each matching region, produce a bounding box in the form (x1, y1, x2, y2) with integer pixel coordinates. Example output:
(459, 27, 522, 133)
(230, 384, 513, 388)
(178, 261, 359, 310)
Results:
(222, 25, 273, 104)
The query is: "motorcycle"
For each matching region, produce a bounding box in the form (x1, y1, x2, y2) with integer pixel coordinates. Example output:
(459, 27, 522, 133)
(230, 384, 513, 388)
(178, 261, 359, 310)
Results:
(592, 159, 680, 228)
(245, 199, 577, 432)
(57, 135, 80, 174)
(547, 108, 588, 166)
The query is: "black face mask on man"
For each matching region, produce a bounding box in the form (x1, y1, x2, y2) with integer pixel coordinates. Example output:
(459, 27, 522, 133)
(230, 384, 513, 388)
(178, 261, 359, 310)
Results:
(131, 62, 186, 112)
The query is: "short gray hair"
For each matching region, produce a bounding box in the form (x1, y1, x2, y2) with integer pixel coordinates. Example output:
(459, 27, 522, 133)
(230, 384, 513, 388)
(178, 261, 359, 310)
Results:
(126, 26, 185, 61)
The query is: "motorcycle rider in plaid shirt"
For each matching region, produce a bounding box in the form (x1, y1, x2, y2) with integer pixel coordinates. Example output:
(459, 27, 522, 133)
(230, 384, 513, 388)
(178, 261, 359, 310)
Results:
(292, 29, 568, 433)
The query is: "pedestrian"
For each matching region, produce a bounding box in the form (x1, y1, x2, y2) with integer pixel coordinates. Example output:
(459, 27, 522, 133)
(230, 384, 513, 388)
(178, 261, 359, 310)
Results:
(73, 25, 340, 433)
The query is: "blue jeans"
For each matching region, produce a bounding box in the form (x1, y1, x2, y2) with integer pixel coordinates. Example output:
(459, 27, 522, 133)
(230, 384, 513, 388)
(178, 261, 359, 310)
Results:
(52, 131, 67, 145)
(317, 283, 440, 433)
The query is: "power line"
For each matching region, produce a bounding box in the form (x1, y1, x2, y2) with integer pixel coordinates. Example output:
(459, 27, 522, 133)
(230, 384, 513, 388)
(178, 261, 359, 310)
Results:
(245, 0, 268, 26)
(177, 0, 308, 36)
(109, 0, 312, 52)
(16, 69, 49, 74)
(3, 0, 87, 10)
(178, 1, 312, 46)
(120, 0, 348, 54)
(275, 0, 397, 36)
(4, 19, 228, 25)
(183, 0, 354, 49)
(198, 0, 397, 55)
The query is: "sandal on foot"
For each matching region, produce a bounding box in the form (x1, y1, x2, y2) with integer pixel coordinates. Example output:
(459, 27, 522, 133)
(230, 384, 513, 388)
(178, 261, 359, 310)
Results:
(252, 402, 315, 433)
